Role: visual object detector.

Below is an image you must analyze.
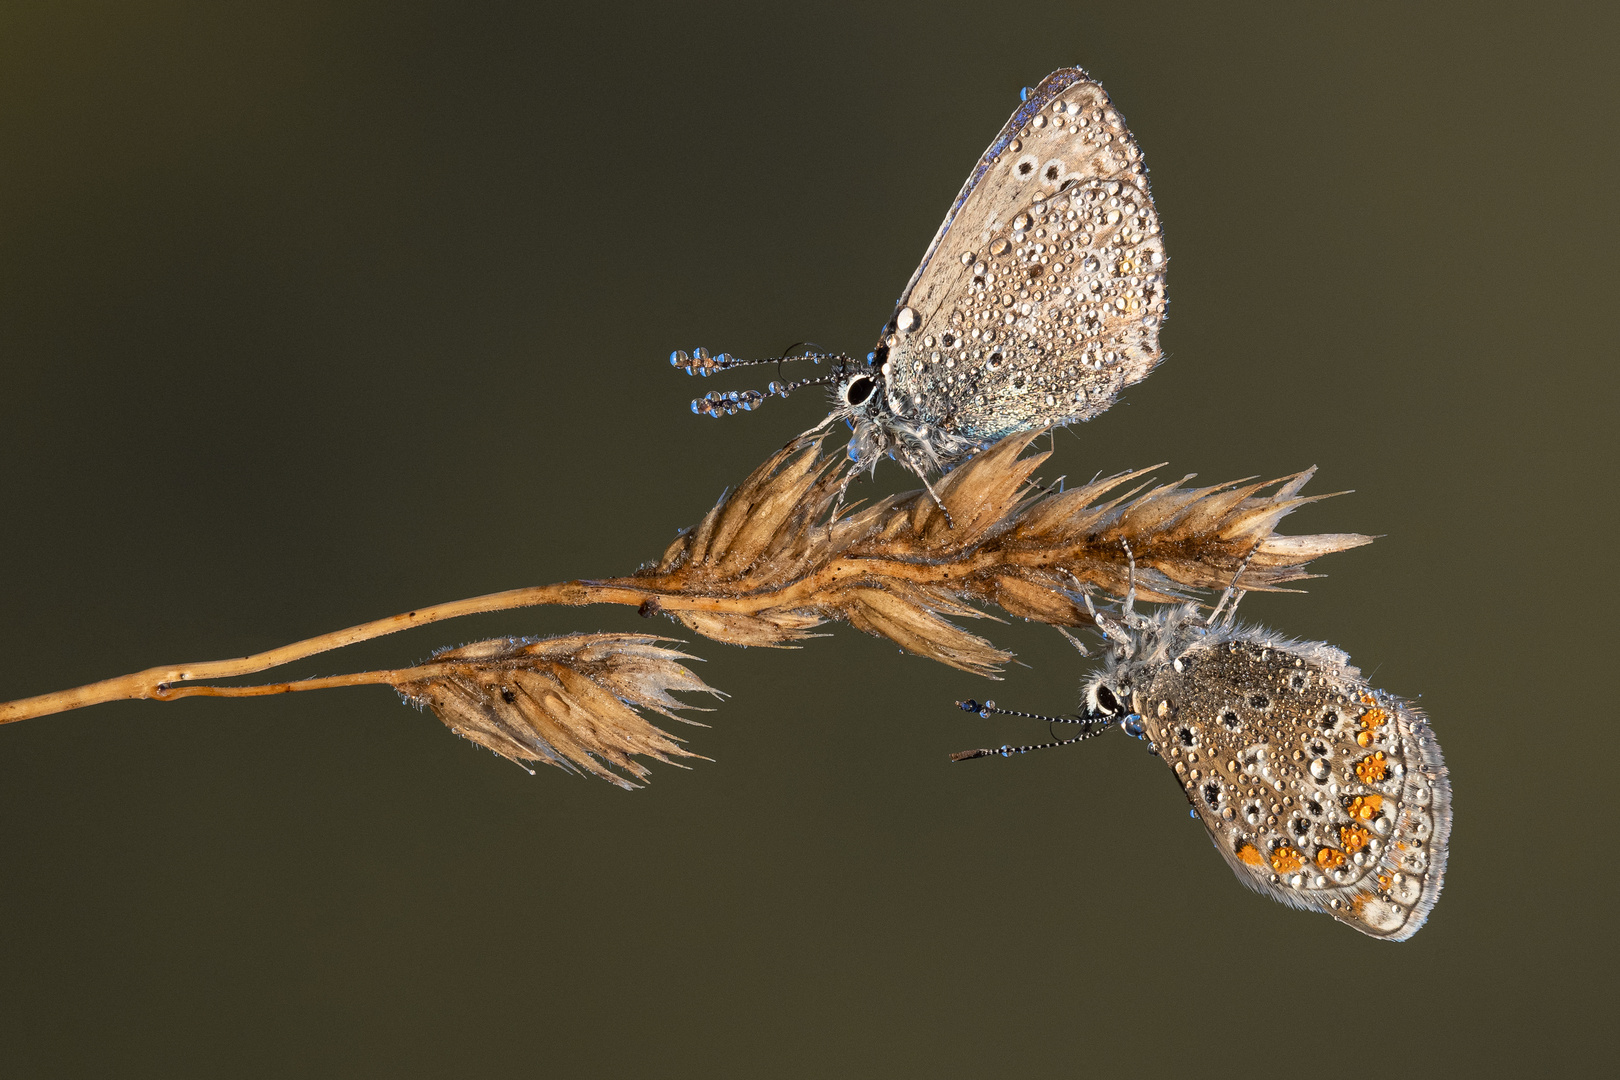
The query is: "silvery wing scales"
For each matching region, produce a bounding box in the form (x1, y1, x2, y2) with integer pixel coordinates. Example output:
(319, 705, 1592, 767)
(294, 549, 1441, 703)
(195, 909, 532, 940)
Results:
(672, 67, 1167, 488)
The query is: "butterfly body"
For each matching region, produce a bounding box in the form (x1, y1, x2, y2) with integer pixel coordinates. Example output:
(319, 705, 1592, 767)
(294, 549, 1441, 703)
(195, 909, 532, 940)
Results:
(1083, 604, 1451, 940)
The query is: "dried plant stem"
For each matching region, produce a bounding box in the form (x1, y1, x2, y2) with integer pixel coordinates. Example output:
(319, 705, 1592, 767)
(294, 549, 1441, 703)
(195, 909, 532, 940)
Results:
(1, 429, 1370, 728)
(0, 581, 683, 724)
(146, 664, 466, 700)
(0, 545, 1078, 722)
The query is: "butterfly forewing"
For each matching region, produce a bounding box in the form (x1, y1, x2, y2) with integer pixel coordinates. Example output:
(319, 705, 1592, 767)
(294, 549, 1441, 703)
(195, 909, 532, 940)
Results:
(1134, 629, 1452, 941)
(884, 68, 1166, 443)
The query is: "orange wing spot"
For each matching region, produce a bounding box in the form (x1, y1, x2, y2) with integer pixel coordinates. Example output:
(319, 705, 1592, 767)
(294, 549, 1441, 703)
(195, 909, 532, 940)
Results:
(1358, 692, 1377, 707)
(1315, 847, 1347, 870)
(1269, 845, 1304, 874)
(1350, 891, 1374, 915)
(1348, 795, 1384, 822)
(1356, 731, 1373, 747)
(1355, 751, 1389, 783)
(1358, 706, 1389, 730)
(1377, 872, 1392, 890)
(1237, 843, 1264, 867)
(1340, 823, 1372, 853)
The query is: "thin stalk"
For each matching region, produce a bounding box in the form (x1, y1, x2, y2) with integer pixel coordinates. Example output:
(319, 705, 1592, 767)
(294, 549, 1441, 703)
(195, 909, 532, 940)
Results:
(0, 552, 1017, 725)
(152, 661, 469, 700)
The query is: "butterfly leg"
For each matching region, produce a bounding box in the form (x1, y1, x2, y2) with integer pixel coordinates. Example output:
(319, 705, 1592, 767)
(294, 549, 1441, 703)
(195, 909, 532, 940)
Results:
(1207, 537, 1266, 628)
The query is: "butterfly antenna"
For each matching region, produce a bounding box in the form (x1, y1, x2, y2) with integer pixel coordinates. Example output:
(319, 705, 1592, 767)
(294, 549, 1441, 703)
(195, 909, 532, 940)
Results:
(669, 346, 850, 376)
(949, 724, 1110, 762)
(955, 699, 1092, 724)
(949, 699, 1111, 761)
(690, 375, 839, 417)
(672, 346, 852, 418)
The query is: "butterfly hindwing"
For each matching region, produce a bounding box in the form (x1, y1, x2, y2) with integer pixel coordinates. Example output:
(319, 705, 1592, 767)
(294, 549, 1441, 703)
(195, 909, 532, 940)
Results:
(1134, 625, 1452, 941)
(883, 68, 1166, 444)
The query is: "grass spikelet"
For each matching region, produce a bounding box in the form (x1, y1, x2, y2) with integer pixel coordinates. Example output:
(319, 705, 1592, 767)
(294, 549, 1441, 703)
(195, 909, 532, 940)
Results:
(396, 633, 722, 788)
(619, 430, 1372, 675)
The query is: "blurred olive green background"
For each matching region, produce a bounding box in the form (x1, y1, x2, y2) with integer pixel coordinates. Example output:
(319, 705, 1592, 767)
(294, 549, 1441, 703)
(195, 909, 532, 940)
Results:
(0, 2, 1612, 1076)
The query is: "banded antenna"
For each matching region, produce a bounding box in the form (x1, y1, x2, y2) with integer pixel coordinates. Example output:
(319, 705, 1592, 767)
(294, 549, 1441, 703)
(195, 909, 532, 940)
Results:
(670, 345, 851, 417)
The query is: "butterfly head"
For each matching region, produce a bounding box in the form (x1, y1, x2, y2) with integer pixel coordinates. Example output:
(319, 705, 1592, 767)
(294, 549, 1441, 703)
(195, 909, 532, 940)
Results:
(826, 347, 901, 467)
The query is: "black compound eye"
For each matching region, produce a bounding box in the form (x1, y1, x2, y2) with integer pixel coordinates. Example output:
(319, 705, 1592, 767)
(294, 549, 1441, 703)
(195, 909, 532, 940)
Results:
(844, 376, 875, 406)
(1093, 685, 1120, 714)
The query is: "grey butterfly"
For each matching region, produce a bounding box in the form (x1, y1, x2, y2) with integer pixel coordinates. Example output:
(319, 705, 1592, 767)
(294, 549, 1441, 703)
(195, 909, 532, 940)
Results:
(956, 600, 1452, 941)
(675, 67, 1166, 490)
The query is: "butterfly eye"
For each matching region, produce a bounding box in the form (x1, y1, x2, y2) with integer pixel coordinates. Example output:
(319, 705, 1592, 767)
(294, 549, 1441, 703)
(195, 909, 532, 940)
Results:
(1093, 685, 1121, 714)
(844, 376, 875, 406)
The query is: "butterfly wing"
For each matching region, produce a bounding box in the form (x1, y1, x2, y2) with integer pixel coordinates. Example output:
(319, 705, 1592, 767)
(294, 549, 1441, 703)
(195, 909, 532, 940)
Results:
(882, 68, 1166, 445)
(1138, 631, 1452, 940)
